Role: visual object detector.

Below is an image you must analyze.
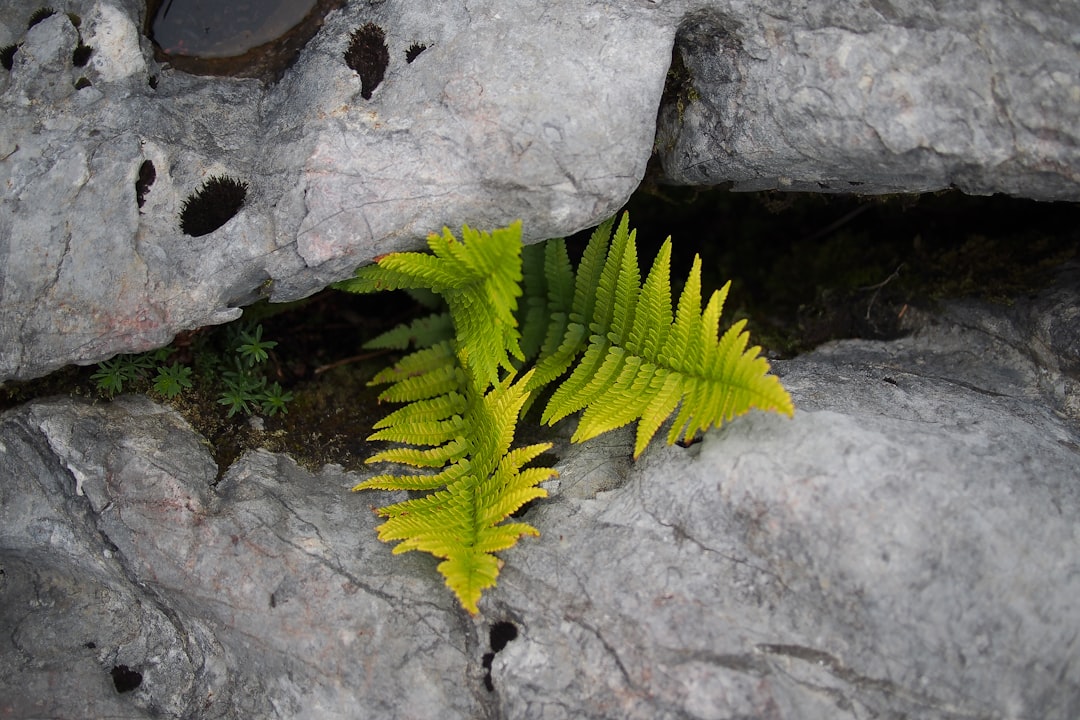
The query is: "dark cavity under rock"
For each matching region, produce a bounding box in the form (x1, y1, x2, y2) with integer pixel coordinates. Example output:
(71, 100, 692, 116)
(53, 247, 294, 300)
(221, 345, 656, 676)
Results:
(146, 0, 345, 81)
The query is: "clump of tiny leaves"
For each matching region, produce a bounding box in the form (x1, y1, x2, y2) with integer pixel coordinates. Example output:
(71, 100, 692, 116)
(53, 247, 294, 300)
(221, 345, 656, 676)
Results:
(91, 322, 292, 417)
(216, 324, 293, 417)
(91, 347, 184, 398)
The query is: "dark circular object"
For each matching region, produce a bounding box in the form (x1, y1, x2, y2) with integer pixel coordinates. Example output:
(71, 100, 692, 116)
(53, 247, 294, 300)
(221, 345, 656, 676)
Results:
(179, 175, 248, 237)
(145, 0, 345, 82)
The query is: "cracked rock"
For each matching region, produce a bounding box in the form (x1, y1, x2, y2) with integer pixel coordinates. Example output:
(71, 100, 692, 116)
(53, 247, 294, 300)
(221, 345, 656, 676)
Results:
(2, 0, 1079, 382)
(2, 267, 1079, 718)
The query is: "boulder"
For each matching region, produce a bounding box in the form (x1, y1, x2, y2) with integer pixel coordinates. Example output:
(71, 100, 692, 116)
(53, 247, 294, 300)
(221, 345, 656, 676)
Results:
(2, 0, 1079, 382)
(2, 266, 1078, 718)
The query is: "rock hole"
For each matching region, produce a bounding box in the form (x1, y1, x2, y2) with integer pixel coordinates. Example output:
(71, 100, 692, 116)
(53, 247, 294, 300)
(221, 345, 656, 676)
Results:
(344, 23, 389, 100)
(135, 160, 156, 208)
(1, 45, 17, 71)
(84, 641, 96, 649)
(74, 76, 91, 89)
(179, 175, 248, 237)
(482, 621, 519, 692)
(72, 43, 93, 67)
(110, 664, 143, 693)
(405, 42, 427, 63)
(28, 8, 56, 29)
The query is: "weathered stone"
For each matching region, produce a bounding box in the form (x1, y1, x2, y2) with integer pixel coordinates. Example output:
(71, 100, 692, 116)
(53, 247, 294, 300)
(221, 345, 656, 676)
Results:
(2, 0, 1079, 383)
(2, 267, 1078, 718)
(0, 395, 490, 719)
(656, 2, 1080, 198)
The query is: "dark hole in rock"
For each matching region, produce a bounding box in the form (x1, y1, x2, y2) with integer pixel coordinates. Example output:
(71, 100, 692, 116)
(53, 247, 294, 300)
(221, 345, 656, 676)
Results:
(490, 622, 518, 653)
(145, 0, 345, 82)
(405, 42, 426, 63)
(136, 160, 156, 208)
(344, 22, 388, 99)
(110, 664, 143, 693)
(1, 45, 17, 71)
(148, 74, 158, 88)
(72, 43, 93, 67)
(84, 641, 96, 649)
(179, 175, 248, 237)
(74, 76, 91, 89)
(482, 621, 519, 692)
(28, 8, 56, 29)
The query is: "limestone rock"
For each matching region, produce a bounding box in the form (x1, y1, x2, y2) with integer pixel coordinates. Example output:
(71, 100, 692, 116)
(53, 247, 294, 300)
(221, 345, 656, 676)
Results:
(656, 2, 1080, 198)
(2, 0, 1079, 383)
(2, 268, 1078, 718)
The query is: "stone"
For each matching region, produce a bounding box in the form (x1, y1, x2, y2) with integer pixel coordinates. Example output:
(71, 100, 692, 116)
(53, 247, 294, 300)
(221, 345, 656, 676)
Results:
(2, 0, 1080, 383)
(655, 2, 1080, 198)
(2, 266, 1078, 718)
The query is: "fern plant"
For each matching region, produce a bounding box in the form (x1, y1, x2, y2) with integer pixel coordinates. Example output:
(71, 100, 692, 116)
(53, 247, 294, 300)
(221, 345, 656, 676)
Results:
(335, 213, 793, 613)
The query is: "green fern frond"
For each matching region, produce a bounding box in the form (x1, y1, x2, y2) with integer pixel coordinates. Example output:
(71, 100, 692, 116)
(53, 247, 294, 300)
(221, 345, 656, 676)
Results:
(338, 212, 792, 613)
(538, 214, 794, 458)
(337, 222, 525, 387)
(356, 372, 555, 614)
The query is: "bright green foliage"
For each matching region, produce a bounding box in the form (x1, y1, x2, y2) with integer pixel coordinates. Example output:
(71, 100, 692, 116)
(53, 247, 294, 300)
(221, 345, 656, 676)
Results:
(533, 214, 795, 457)
(336, 223, 525, 387)
(354, 371, 553, 614)
(336, 213, 793, 613)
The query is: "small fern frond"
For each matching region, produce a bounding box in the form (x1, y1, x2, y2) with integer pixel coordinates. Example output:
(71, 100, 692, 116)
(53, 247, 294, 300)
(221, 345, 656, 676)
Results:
(356, 370, 555, 614)
(363, 312, 453, 350)
(538, 213, 793, 457)
(336, 223, 525, 388)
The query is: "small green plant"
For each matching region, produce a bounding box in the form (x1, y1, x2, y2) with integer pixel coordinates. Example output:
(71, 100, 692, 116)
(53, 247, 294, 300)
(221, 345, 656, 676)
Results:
(335, 213, 794, 613)
(91, 348, 172, 398)
(235, 324, 277, 367)
(91, 323, 291, 417)
(216, 323, 291, 417)
(153, 362, 193, 399)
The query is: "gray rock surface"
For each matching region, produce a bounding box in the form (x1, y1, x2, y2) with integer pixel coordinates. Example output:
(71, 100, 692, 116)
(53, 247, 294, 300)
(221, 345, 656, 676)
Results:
(656, 2, 1080, 197)
(2, 267, 1078, 718)
(2, 0, 1080, 382)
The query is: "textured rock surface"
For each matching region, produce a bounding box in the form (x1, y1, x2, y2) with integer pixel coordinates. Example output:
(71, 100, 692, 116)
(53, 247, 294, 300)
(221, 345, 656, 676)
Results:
(2, 0, 1080, 382)
(2, 268, 1078, 718)
(656, 2, 1080, 197)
